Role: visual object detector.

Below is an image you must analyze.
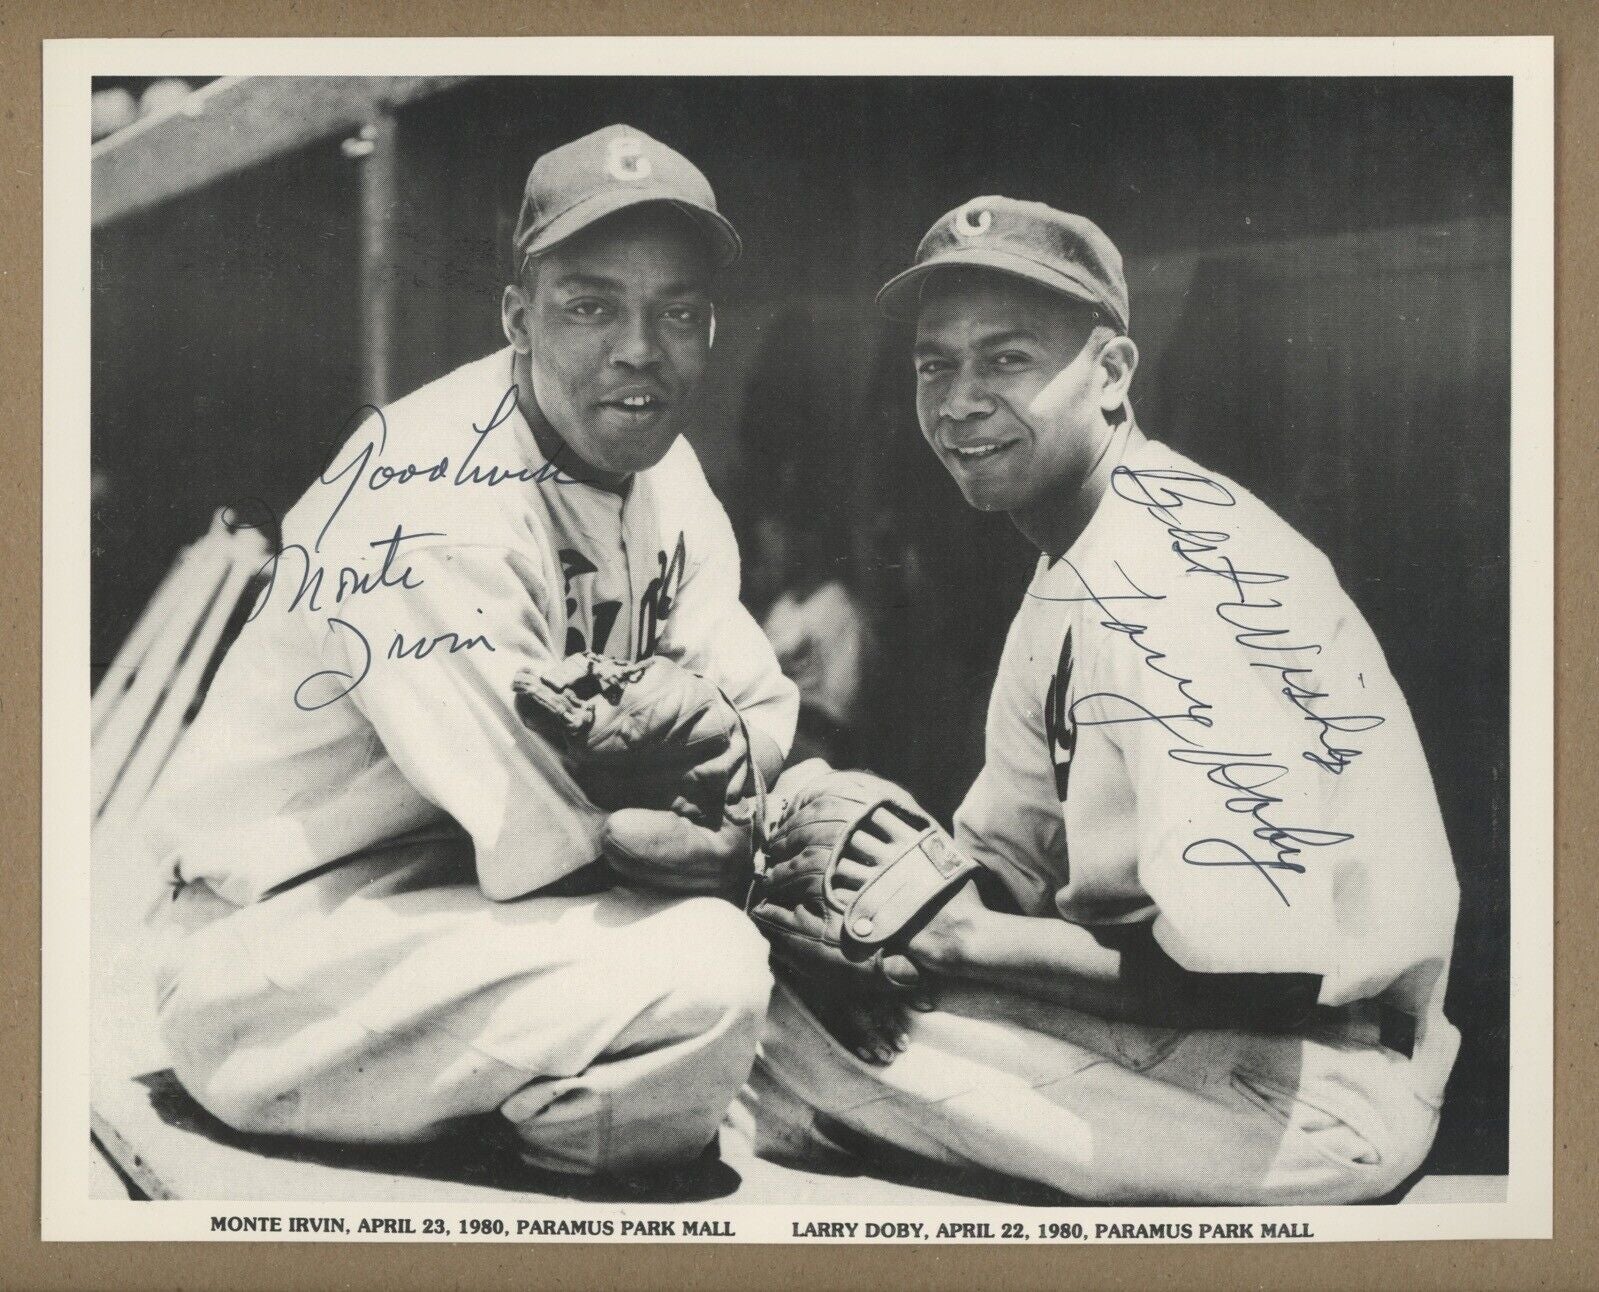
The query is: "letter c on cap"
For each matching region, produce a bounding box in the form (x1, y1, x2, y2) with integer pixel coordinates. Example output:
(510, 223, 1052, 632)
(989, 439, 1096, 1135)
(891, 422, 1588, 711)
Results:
(954, 205, 993, 239)
(606, 136, 653, 182)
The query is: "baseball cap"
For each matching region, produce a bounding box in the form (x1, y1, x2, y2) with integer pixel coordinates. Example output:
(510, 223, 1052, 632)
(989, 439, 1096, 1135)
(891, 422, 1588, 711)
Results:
(513, 124, 742, 272)
(876, 196, 1129, 334)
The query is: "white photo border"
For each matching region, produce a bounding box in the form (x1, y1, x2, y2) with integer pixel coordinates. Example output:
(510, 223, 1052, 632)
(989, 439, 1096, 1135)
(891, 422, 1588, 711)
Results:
(42, 34, 1554, 1243)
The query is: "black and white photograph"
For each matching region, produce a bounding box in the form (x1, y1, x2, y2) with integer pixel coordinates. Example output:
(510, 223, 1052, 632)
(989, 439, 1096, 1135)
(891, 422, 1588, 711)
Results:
(44, 37, 1552, 1242)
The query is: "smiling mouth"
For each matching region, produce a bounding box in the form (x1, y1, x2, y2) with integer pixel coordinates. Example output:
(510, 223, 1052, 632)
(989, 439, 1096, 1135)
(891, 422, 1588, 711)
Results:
(948, 441, 1015, 462)
(600, 393, 668, 416)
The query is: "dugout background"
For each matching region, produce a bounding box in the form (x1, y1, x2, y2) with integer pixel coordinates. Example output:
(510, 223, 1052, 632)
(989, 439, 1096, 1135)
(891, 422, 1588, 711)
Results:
(90, 76, 1512, 1176)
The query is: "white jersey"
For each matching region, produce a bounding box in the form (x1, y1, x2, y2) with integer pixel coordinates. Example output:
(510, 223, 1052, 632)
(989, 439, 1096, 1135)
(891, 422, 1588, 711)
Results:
(956, 434, 1458, 1021)
(142, 347, 798, 905)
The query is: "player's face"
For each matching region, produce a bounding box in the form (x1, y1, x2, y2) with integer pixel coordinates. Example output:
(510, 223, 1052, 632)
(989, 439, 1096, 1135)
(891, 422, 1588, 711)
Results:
(913, 276, 1111, 515)
(512, 208, 714, 477)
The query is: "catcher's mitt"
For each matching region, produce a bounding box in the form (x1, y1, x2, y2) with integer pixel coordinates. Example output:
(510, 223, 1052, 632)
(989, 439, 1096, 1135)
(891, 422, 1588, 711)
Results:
(751, 760, 981, 989)
(513, 652, 765, 896)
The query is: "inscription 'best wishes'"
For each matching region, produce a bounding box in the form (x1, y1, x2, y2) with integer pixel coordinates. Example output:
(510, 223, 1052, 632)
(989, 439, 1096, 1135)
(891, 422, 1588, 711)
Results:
(1033, 464, 1386, 906)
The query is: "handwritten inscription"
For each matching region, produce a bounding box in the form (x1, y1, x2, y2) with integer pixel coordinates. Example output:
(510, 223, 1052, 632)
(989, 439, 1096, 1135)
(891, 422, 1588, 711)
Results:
(313, 385, 579, 552)
(388, 630, 496, 661)
(250, 525, 440, 619)
(237, 384, 588, 709)
(1036, 464, 1384, 905)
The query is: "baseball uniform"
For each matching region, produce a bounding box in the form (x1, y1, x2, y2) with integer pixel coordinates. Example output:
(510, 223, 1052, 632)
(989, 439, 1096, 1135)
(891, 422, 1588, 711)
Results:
(755, 431, 1460, 1204)
(142, 346, 798, 1173)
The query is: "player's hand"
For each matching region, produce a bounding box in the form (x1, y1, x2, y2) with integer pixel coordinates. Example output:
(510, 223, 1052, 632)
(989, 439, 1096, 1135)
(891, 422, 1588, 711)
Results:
(824, 799, 984, 974)
(754, 761, 984, 1001)
(905, 877, 985, 972)
(599, 804, 756, 899)
(785, 972, 931, 1066)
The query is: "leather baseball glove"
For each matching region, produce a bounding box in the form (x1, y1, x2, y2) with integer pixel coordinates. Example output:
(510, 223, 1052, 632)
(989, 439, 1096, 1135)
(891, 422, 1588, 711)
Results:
(751, 760, 982, 990)
(512, 651, 764, 895)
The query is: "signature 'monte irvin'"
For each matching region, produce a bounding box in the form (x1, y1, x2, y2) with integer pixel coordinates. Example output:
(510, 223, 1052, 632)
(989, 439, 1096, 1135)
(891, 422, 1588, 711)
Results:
(238, 385, 579, 711)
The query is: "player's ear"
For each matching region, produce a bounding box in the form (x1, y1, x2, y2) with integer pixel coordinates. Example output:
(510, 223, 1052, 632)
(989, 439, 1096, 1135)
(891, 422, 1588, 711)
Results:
(707, 304, 716, 351)
(1096, 334, 1138, 416)
(501, 280, 533, 354)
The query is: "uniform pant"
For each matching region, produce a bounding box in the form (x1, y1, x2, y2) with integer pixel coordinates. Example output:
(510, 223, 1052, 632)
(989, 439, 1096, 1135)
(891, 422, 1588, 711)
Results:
(752, 979, 1456, 1205)
(154, 832, 774, 1176)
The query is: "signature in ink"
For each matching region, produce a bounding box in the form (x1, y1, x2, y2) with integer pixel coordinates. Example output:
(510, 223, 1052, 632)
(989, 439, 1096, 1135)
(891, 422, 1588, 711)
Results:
(249, 524, 440, 620)
(1034, 558, 1215, 743)
(1028, 463, 1386, 905)
(229, 501, 495, 711)
(1111, 463, 1384, 774)
(292, 616, 494, 712)
(1251, 661, 1384, 775)
(1168, 747, 1354, 906)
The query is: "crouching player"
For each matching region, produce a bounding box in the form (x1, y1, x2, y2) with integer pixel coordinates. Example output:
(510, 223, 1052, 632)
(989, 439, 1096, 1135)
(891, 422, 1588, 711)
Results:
(139, 126, 796, 1184)
(749, 198, 1459, 1205)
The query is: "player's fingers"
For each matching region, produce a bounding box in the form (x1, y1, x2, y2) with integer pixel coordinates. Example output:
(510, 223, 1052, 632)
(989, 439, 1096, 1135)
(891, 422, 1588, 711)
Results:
(858, 803, 924, 849)
(785, 973, 903, 1065)
(839, 1000, 901, 1065)
(669, 794, 708, 824)
(879, 953, 923, 991)
(870, 997, 911, 1053)
(685, 735, 741, 805)
(845, 829, 899, 866)
(772, 758, 835, 802)
(828, 857, 875, 890)
(799, 991, 871, 1063)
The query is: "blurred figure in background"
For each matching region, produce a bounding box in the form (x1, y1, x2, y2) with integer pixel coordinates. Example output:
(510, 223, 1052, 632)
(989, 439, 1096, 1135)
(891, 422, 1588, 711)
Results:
(756, 512, 878, 768)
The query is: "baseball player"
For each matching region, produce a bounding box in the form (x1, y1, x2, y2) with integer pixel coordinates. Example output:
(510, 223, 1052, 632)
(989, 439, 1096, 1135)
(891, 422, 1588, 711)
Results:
(139, 126, 797, 1182)
(749, 198, 1460, 1204)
